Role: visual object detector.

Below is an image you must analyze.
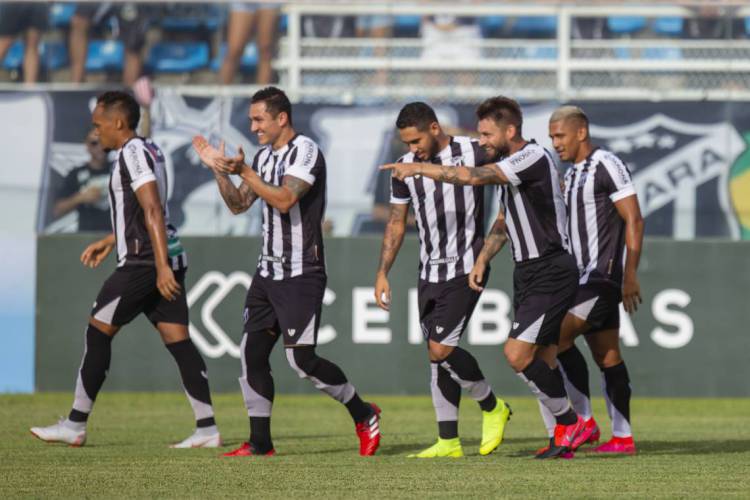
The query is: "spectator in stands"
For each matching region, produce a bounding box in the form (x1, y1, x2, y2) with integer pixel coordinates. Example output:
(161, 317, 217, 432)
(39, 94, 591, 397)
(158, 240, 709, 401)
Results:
(356, 15, 392, 85)
(302, 14, 356, 38)
(421, 15, 481, 61)
(686, 5, 745, 39)
(53, 130, 111, 232)
(219, 3, 278, 84)
(0, 2, 48, 83)
(68, 3, 155, 85)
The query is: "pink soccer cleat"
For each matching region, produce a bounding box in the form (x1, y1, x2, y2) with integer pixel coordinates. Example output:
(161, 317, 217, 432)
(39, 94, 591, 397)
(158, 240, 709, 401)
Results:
(594, 436, 636, 455)
(571, 417, 600, 450)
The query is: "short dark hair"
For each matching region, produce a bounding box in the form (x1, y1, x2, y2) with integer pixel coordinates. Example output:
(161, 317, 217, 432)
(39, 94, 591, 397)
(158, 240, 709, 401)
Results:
(96, 91, 140, 130)
(476, 96, 523, 135)
(251, 86, 293, 125)
(396, 102, 439, 131)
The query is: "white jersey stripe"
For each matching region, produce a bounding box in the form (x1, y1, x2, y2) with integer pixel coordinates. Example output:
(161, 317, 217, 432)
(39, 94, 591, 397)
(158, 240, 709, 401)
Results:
(581, 168, 599, 283)
(510, 184, 539, 259)
(442, 181, 458, 280)
(290, 204, 303, 277)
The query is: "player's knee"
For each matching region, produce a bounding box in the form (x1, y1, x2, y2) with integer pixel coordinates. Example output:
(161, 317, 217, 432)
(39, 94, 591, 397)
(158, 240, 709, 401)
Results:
(286, 346, 319, 378)
(503, 343, 531, 372)
(427, 341, 453, 362)
(595, 350, 623, 369)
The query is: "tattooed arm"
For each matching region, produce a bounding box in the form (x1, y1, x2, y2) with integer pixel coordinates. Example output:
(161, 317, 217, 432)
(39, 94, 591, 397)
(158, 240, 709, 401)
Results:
(381, 162, 510, 186)
(237, 167, 311, 214)
(374, 203, 409, 311)
(468, 212, 508, 292)
(214, 173, 259, 215)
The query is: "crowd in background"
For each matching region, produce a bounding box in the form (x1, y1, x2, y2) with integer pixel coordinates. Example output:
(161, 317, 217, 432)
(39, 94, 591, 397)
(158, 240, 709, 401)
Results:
(1, 2, 748, 84)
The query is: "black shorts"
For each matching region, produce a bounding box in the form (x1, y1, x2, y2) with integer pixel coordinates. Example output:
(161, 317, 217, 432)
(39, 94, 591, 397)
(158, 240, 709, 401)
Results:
(244, 271, 326, 347)
(569, 282, 621, 332)
(0, 3, 48, 36)
(509, 251, 578, 346)
(418, 273, 485, 346)
(74, 4, 152, 52)
(91, 266, 188, 327)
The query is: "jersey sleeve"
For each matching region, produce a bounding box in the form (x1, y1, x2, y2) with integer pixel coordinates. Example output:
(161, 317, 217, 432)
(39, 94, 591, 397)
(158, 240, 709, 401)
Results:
(59, 167, 81, 198)
(389, 156, 411, 204)
(496, 145, 547, 186)
(285, 137, 320, 185)
(122, 140, 156, 192)
(600, 152, 636, 202)
(471, 140, 488, 166)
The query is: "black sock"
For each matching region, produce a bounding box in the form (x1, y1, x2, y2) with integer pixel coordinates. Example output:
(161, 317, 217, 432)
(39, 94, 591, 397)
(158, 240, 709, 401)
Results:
(249, 417, 273, 452)
(69, 324, 112, 423)
(478, 393, 497, 412)
(345, 393, 372, 422)
(558, 345, 590, 399)
(521, 359, 576, 426)
(441, 347, 495, 408)
(438, 421, 459, 440)
(289, 347, 370, 422)
(166, 339, 216, 428)
(603, 362, 632, 432)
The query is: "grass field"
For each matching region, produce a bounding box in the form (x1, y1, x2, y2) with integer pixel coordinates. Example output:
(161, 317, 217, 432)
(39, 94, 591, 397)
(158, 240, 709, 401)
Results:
(1, 393, 749, 498)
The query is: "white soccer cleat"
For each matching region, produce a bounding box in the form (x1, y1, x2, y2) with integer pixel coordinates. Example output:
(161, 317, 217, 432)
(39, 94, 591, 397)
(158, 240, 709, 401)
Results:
(30, 420, 87, 447)
(170, 429, 222, 449)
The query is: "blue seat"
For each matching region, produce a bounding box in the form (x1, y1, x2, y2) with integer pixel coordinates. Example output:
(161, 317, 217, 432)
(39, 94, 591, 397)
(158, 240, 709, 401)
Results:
(85, 40, 124, 71)
(2, 40, 24, 70)
(643, 47, 682, 60)
(511, 16, 557, 36)
(479, 16, 505, 37)
(607, 16, 647, 35)
(2, 41, 68, 71)
(394, 15, 421, 36)
(524, 46, 557, 59)
(42, 42, 69, 70)
(653, 17, 684, 36)
(49, 3, 77, 28)
(147, 42, 210, 73)
(745, 17, 750, 36)
(278, 14, 288, 33)
(210, 43, 258, 72)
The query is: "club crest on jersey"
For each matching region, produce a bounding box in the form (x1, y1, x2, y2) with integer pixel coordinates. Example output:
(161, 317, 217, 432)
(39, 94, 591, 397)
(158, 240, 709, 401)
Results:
(451, 155, 465, 166)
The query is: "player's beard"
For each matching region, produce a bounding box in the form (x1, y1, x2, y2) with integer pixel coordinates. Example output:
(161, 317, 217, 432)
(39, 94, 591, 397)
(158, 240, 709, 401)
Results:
(483, 142, 508, 162)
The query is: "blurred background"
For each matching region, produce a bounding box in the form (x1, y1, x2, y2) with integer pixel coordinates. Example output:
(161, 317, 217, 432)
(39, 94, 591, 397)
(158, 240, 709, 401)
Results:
(1, 1, 749, 396)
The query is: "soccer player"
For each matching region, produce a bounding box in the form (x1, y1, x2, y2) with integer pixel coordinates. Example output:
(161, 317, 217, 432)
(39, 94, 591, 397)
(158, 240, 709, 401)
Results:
(192, 86, 381, 457)
(539, 105, 643, 455)
(382, 96, 586, 459)
(375, 102, 511, 458)
(31, 91, 220, 448)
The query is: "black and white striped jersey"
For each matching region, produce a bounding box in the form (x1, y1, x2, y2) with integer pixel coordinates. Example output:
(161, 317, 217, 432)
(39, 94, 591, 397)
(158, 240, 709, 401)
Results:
(563, 148, 636, 286)
(390, 136, 486, 283)
(109, 136, 186, 270)
(495, 140, 569, 263)
(253, 134, 326, 280)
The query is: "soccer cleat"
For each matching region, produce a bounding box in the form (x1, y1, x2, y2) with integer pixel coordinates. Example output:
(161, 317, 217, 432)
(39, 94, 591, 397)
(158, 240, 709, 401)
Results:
(170, 429, 222, 449)
(355, 403, 382, 456)
(536, 416, 585, 459)
(30, 419, 87, 447)
(408, 438, 464, 458)
(479, 399, 512, 456)
(222, 442, 275, 457)
(570, 417, 600, 450)
(594, 436, 636, 455)
(534, 438, 574, 460)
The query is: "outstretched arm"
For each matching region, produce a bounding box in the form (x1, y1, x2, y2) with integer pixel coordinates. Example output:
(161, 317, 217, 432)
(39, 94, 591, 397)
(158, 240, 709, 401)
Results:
(381, 162, 510, 186)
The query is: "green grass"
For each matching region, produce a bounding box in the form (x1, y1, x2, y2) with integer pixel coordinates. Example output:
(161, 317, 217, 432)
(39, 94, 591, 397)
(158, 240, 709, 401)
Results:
(1, 394, 749, 498)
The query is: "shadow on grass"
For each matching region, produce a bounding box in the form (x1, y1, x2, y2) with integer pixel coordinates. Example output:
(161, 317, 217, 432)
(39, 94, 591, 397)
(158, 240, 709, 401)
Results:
(507, 439, 750, 459)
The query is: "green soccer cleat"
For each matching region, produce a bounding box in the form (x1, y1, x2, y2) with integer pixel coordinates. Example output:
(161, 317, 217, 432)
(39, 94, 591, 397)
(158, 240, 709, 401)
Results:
(479, 399, 512, 456)
(408, 437, 464, 458)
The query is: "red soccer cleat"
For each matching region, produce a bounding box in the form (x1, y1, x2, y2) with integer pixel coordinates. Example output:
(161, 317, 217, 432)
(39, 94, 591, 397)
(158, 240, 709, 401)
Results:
(594, 436, 636, 455)
(355, 403, 381, 456)
(571, 417, 600, 450)
(221, 442, 275, 457)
